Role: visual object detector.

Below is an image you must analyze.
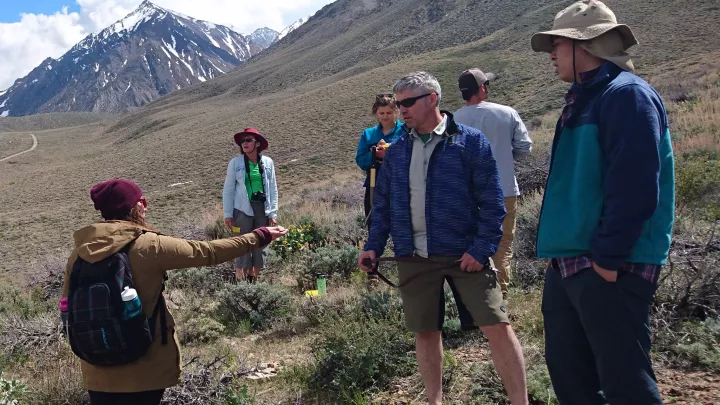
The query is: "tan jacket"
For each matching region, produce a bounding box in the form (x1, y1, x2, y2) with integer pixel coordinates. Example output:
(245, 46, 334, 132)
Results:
(61, 221, 262, 393)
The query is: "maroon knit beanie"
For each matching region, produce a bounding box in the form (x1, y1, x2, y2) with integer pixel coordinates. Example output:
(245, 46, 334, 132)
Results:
(90, 179, 143, 219)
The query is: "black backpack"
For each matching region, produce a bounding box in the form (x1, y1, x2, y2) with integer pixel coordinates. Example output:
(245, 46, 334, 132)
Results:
(66, 235, 168, 366)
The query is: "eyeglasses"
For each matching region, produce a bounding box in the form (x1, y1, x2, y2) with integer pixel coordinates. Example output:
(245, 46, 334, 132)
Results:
(241, 138, 256, 144)
(376, 93, 394, 99)
(396, 93, 432, 108)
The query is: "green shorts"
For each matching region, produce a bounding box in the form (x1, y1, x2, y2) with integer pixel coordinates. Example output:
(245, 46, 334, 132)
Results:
(398, 256, 508, 333)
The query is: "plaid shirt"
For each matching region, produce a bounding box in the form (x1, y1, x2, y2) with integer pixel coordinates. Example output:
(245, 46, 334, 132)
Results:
(548, 256, 661, 284)
(552, 66, 662, 285)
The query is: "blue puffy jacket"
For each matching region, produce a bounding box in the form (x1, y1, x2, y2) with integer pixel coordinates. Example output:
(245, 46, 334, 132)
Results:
(364, 112, 506, 264)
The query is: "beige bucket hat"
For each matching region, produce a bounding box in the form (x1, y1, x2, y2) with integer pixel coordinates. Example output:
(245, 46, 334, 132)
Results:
(531, 0, 638, 53)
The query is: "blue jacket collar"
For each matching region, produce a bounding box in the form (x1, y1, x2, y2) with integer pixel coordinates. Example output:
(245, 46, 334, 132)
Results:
(573, 62, 622, 93)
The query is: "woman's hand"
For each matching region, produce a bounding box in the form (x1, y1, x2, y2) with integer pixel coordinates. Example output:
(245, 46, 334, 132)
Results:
(267, 226, 289, 240)
(224, 218, 233, 230)
(268, 218, 277, 226)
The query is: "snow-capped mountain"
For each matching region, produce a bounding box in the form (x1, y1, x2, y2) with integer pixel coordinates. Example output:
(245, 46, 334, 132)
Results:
(248, 27, 280, 52)
(278, 16, 310, 40)
(0, 1, 279, 116)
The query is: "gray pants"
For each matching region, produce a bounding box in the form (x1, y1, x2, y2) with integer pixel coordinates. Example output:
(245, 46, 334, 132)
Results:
(232, 202, 269, 270)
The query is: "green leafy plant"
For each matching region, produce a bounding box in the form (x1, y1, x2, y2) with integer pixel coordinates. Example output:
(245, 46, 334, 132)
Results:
(215, 283, 293, 331)
(177, 315, 226, 345)
(308, 317, 415, 400)
(675, 156, 720, 220)
(272, 224, 315, 259)
(0, 373, 28, 405)
(225, 385, 255, 405)
(296, 246, 360, 291)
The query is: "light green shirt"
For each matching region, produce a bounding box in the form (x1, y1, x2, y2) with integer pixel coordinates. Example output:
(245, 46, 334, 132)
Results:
(245, 161, 264, 201)
(409, 114, 448, 258)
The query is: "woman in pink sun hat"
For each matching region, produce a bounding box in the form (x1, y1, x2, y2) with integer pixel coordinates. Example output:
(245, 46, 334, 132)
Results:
(223, 127, 279, 283)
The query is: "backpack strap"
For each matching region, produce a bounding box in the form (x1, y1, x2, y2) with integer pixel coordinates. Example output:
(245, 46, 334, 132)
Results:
(147, 274, 169, 345)
(124, 229, 169, 346)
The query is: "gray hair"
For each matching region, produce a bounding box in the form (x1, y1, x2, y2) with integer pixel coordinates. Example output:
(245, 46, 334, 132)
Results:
(393, 71, 442, 105)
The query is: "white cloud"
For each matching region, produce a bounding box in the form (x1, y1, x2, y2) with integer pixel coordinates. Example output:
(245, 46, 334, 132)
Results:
(0, 0, 331, 89)
(0, 7, 86, 89)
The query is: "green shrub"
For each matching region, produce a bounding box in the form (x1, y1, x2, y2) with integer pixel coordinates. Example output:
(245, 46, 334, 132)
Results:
(308, 317, 415, 400)
(167, 266, 231, 295)
(225, 385, 255, 405)
(660, 318, 720, 371)
(215, 283, 293, 331)
(675, 156, 720, 220)
(206, 217, 232, 240)
(0, 286, 53, 318)
(300, 294, 355, 326)
(0, 373, 28, 405)
(178, 315, 226, 345)
(360, 290, 404, 322)
(526, 365, 559, 405)
(297, 246, 360, 291)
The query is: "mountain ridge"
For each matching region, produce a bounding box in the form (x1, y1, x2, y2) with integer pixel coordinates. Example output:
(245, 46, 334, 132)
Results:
(0, 0, 282, 116)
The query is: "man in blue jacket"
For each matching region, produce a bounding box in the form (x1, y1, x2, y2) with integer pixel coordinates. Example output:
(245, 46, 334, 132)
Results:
(358, 72, 528, 405)
(531, 1, 674, 404)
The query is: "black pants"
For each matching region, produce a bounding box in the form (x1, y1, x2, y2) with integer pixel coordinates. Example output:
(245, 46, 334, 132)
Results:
(542, 267, 662, 405)
(88, 389, 165, 405)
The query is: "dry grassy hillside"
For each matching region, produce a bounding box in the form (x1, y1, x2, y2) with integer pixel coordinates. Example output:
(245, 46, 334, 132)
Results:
(0, 112, 111, 133)
(0, 0, 719, 278)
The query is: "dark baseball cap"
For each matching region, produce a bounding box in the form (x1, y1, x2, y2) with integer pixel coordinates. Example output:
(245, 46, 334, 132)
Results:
(458, 68, 495, 93)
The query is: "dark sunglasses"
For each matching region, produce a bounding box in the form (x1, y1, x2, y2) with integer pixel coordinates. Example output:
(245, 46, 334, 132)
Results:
(376, 93, 394, 99)
(241, 138, 257, 144)
(396, 93, 432, 108)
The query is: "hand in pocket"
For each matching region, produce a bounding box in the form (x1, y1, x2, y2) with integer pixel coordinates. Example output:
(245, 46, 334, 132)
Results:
(592, 262, 618, 282)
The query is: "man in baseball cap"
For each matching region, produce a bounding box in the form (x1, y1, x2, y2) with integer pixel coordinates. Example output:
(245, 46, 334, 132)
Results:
(531, 2, 674, 404)
(455, 69, 532, 299)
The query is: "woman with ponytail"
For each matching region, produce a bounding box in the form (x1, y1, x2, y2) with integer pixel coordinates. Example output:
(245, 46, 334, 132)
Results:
(223, 128, 279, 283)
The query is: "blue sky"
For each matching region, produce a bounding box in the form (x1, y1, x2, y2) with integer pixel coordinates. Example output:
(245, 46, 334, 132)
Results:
(0, 1, 80, 23)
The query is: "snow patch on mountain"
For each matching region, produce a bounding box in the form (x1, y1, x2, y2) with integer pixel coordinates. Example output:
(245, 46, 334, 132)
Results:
(279, 16, 310, 40)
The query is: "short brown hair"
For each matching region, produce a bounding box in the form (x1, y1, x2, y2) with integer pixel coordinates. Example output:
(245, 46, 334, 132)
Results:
(372, 94, 398, 114)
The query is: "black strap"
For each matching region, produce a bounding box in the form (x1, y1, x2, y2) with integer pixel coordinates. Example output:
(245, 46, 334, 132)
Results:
(148, 280, 168, 345)
(363, 257, 460, 288)
(243, 154, 265, 194)
(127, 231, 168, 346)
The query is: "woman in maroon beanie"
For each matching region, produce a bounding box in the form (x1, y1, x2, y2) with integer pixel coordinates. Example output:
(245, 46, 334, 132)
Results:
(60, 178, 287, 405)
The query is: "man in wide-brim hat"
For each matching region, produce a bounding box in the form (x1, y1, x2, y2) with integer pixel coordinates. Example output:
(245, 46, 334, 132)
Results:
(531, 1, 674, 404)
